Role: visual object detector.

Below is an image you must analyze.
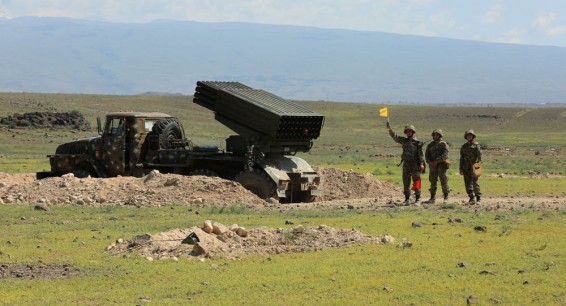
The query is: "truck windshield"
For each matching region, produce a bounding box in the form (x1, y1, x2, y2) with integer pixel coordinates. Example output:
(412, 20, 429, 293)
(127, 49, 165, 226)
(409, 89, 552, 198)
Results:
(106, 118, 125, 135)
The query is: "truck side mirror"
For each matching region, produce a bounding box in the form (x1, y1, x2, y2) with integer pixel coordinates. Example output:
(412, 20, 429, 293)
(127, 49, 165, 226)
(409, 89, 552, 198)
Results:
(97, 116, 102, 135)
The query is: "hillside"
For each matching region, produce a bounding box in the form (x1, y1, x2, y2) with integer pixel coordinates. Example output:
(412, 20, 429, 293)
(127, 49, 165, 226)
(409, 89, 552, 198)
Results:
(0, 92, 564, 166)
(1, 17, 566, 104)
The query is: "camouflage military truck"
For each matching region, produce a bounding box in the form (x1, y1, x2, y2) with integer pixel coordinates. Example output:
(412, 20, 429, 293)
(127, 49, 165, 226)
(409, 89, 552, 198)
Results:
(37, 81, 325, 203)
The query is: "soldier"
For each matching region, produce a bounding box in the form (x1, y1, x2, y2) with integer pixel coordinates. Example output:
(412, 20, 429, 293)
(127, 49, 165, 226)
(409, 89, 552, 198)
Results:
(386, 122, 425, 206)
(460, 130, 482, 204)
(425, 129, 450, 204)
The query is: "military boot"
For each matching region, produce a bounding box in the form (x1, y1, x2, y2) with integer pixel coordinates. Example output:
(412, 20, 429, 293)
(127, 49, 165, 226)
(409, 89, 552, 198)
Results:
(443, 193, 449, 204)
(468, 195, 476, 205)
(425, 193, 436, 204)
(403, 195, 410, 206)
(414, 195, 421, 206)
(476, 196, 481, 205)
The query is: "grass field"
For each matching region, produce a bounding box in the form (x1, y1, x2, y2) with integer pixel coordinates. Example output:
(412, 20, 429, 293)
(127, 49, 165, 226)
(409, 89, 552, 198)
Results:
(1, 93, 565, 304)
(0, 205, 564, 305)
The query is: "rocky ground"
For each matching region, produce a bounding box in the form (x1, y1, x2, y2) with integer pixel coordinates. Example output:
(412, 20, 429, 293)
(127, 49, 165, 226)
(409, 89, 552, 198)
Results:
(1, 168, 564, 267)
(0, 111, 91, 131)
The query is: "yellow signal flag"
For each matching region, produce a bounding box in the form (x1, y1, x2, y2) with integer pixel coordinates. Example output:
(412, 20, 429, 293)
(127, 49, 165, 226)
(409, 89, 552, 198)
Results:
(379, 107, 389, 117)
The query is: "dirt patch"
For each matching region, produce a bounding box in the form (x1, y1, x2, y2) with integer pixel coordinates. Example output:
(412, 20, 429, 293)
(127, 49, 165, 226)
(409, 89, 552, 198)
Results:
(0, 263, 82, 279)
(109, 221, 392, 260)
(0, 111, 90, 131)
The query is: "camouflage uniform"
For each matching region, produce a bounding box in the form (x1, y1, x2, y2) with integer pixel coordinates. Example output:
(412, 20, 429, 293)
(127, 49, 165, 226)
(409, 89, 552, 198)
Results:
(388, 124, 424, 205)
(460, 130, 482, 204)
(425, 129, 450, 203)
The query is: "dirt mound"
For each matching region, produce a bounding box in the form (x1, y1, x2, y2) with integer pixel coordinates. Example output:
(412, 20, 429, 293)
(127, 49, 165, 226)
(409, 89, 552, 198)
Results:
(0, 173, 36, 188)
(315, 167, 401, 200)
(109, 221, 392, 260)
(0, 171, 267, 207)
(0, 111, 90, 130)
(0, 168, 401, 207)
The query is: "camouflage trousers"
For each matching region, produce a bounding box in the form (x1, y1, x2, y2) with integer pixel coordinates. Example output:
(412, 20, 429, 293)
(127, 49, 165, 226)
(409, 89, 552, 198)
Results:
(402, 161, 421, 198)
(462, 170, 481, 197)
(428, 162, 450, 195)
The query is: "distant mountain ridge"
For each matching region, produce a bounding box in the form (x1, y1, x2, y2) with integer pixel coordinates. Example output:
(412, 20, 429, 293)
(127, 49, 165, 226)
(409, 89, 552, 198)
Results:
(1, 17, 565, 104)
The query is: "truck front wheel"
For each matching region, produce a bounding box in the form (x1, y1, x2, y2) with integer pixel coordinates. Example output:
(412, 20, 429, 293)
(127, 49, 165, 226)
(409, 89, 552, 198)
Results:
(235, 169, 276, 200)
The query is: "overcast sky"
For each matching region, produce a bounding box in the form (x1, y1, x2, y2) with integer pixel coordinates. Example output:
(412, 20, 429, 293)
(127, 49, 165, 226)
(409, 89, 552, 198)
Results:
(1, 0, 565, 47)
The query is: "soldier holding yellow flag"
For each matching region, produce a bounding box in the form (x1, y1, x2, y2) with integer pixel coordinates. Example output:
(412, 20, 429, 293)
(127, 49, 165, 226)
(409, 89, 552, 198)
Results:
(382, 107, 425, 206)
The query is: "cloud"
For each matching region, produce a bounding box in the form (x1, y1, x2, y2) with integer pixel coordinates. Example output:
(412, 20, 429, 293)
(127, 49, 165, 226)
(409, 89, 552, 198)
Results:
(545, 24, 566, 36)
(532, 12, 566, 36)
(498, 28, 524, 44)
(482, 5, 502, 24)
(532, 12, 555, 28)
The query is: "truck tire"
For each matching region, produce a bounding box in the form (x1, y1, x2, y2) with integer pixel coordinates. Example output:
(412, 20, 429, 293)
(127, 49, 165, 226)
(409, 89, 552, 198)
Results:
(291, 190, 318, 203)
(152, 119, 183, 149)
(235, 169, 277, 200)
(188, 169, 219, 177)
(72, 169, 93, 178)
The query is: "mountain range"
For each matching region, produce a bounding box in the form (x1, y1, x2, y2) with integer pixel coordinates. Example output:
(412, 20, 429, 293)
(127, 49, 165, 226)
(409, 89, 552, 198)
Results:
(1, 17, 565, 104)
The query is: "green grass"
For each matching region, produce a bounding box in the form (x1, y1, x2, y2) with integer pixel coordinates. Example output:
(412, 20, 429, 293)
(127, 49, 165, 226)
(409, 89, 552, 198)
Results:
(1, 93, 566, 304)
(0, 205, 564, 305)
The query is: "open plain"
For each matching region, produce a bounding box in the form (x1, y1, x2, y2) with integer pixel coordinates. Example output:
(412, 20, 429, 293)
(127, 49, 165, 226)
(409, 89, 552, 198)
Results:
(0, 93, 565, 304)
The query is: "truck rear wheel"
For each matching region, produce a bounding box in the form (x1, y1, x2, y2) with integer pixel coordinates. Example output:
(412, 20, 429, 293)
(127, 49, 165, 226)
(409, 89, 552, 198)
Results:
(188, 169, 219, 177)
(235, 169, 276, 200)
(152, 119, 183, 149)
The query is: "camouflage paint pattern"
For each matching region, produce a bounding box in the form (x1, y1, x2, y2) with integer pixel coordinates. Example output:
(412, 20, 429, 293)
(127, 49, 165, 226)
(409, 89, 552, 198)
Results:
(389, 129, 424, 198)
(460, 140, 482, 197)
(425, 139, 450, 195)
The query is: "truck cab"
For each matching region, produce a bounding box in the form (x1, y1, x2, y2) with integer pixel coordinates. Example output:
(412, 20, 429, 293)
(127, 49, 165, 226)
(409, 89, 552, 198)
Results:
(99, 112, 178, 177)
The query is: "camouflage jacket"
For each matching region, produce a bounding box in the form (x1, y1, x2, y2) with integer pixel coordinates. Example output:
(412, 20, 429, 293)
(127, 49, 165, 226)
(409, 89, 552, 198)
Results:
(425, 140, 449, 163)
(459, 141, 482, 170)
(389, 129, 424, 164)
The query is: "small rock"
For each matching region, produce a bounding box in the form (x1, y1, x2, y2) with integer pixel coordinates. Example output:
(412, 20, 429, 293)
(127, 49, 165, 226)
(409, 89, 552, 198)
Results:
(202, 220, 213, 234)
(143, 170, 160, 183)
(400, 241, 413, 248)
(383, 286, 393, 292)
(236, 227, 248, 237)
(479, 270, 497, 275)
(33, 204, 49, 211)
(212, 222, 228, 235)
(164, 178, 179, 187)
(467, 295, 479, 304)
(448, 218, 463, 223)
(381, 234, 395, 244)
(474, 226, 487, 232)
(285, 220, 294, 225)
(266, 198, 279, 204)
(146, 256, 154, 262)
(457, 262, 470, 268)
(411, 222, 422, 228)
